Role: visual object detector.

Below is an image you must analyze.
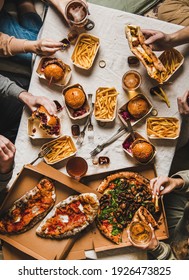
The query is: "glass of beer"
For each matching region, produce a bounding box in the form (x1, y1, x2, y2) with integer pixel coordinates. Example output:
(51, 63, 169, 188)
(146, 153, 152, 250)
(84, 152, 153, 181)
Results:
(66, 156, 88, 180)
(128, 221, 152, 246)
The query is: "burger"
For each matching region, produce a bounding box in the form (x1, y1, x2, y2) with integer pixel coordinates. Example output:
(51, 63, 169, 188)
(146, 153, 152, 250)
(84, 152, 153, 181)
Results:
(127, 96, 149, 119)
(64, 87, 86, 109)
(32, 105, 60, 136)
(43, 58, 66, 83)
(131, 138, 154, 163)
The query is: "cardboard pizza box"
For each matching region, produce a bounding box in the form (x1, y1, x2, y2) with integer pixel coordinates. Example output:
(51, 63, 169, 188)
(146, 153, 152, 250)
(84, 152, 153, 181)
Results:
(80, 164, 169, 253)
(0, 162, 100, 260)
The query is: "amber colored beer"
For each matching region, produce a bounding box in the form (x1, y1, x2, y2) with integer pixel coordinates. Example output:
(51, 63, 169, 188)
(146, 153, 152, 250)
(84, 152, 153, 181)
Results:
(66, 156, 88, 180)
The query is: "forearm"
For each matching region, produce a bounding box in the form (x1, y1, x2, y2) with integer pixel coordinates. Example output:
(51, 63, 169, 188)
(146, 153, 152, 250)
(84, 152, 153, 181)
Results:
(172, 170, 189, 193)
(0, 74, 24, 98)
(9, 38, 37, 55)
(169, 26, 189, 47)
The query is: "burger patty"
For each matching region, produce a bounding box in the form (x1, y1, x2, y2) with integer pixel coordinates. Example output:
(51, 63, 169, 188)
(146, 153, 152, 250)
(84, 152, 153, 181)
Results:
(43, 59, 65, 71)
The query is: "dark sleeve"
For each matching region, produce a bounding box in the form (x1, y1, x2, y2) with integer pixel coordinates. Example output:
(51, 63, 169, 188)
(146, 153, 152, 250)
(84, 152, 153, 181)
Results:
(147, 241, 176, 260)
(0, 169, 13, 191)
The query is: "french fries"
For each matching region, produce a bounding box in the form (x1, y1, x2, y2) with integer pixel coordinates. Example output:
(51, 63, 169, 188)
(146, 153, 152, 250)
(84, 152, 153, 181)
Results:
(147, 117, 180, 139)
(150, 86, 170, 108)
(159, 48, 184, 82)
(43, 136, 77, 164)
(94, 87, 118, 121)
(71, 34, 100, 69)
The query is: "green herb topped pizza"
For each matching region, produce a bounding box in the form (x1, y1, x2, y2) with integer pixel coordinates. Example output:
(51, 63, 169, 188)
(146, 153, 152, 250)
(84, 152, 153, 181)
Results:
(96, 172, 156, 244)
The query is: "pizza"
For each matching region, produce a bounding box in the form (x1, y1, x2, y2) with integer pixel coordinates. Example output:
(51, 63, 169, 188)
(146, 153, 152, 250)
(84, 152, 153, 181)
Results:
(126, 24, 166, 83)
(132, 206, 158, 228)
(36, 193, 99, 239)
(0, 178, 56, 234)
(96, 172, 156, 244)
(32, 105, 61, 136)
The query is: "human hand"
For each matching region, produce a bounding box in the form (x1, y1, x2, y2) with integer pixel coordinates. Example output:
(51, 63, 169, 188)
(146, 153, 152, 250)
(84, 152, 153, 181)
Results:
(128, 224, 159, 251)
(19, 92, 57, 115)
(52, 0, 88, 22)
(150, 176, 184, 196)
(0, 135, 16, 174)
(34, 39, 63, 56)
(177, 90, 189, 115)
(142, 29, 172, 51)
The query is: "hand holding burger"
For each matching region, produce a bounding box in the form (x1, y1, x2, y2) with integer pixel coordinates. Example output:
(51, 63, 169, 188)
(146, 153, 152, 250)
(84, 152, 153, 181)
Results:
(18, 91, 57, 115)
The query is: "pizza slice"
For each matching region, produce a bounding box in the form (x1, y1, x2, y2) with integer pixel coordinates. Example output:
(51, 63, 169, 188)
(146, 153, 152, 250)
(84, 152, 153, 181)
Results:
(132, 206, 158, 228)
(36, 193, 99, 239)
(126, 25, 166, 83)
(32, 105, 61, 136)
(0, 178, 56, 234)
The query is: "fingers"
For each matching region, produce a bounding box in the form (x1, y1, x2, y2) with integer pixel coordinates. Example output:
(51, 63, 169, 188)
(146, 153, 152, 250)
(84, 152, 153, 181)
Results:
(42, 40, 63, 48)
(0, 136, 15, 174)
(144, 33, 162, 45)
(177, 90, 189, 115)
(150, 176, 168, 196)
(0, 135, 15, 154)
(36, 39, 63, 55)
(35, 97, 57, 115)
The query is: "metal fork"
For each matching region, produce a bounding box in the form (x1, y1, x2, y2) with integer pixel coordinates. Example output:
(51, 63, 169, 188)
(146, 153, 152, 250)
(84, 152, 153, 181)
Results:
(76, 94, 93, 146)
(76, 118, 90, 146)
(88, 102, 94, 139)
(30, 146, 52, 165)
(90, 126, 127, 157)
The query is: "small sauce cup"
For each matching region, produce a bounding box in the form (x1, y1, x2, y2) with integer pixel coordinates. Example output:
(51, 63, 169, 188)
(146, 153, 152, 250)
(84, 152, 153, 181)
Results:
(122, 70, 141, 91)
(66, 156, 88, 180)
(128, 221, 152, 246)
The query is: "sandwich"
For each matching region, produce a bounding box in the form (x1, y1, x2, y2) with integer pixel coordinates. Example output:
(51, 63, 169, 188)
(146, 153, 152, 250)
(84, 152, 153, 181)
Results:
(32, 105, 60, 136)
(126, 25, 166, 83)
(64, 87, 86, 109)
(127, 96, 150, 119)
(42, 58, 66, 83)
(131, 138, 154, 163)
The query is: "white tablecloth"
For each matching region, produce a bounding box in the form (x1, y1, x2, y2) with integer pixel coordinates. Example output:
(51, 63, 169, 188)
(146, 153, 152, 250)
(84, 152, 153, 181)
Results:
(9, 3, 189, 259)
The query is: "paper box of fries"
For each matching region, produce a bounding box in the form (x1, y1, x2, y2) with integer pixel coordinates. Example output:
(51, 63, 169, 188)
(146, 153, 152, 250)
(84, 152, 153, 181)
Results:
(146, 117, 180, 139)
(94, 87, 118, 122)
(62, 83, 90, 120)
(159, 48, 184, 83)
(41, 135, 77, 165)
(0, 162, 100, 260)
(118, 93, 153, 127)
(71, 33, 100, 70)
(36, 56, 72, 87)
(122, 131, 156, 164)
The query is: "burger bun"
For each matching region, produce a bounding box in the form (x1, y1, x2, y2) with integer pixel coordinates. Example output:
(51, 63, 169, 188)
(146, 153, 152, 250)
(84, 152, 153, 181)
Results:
(127, 96, 149, 119)
(131, 138, 154, 163)
(44, 64, 64, 82)
(65, 87, 86, 109)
